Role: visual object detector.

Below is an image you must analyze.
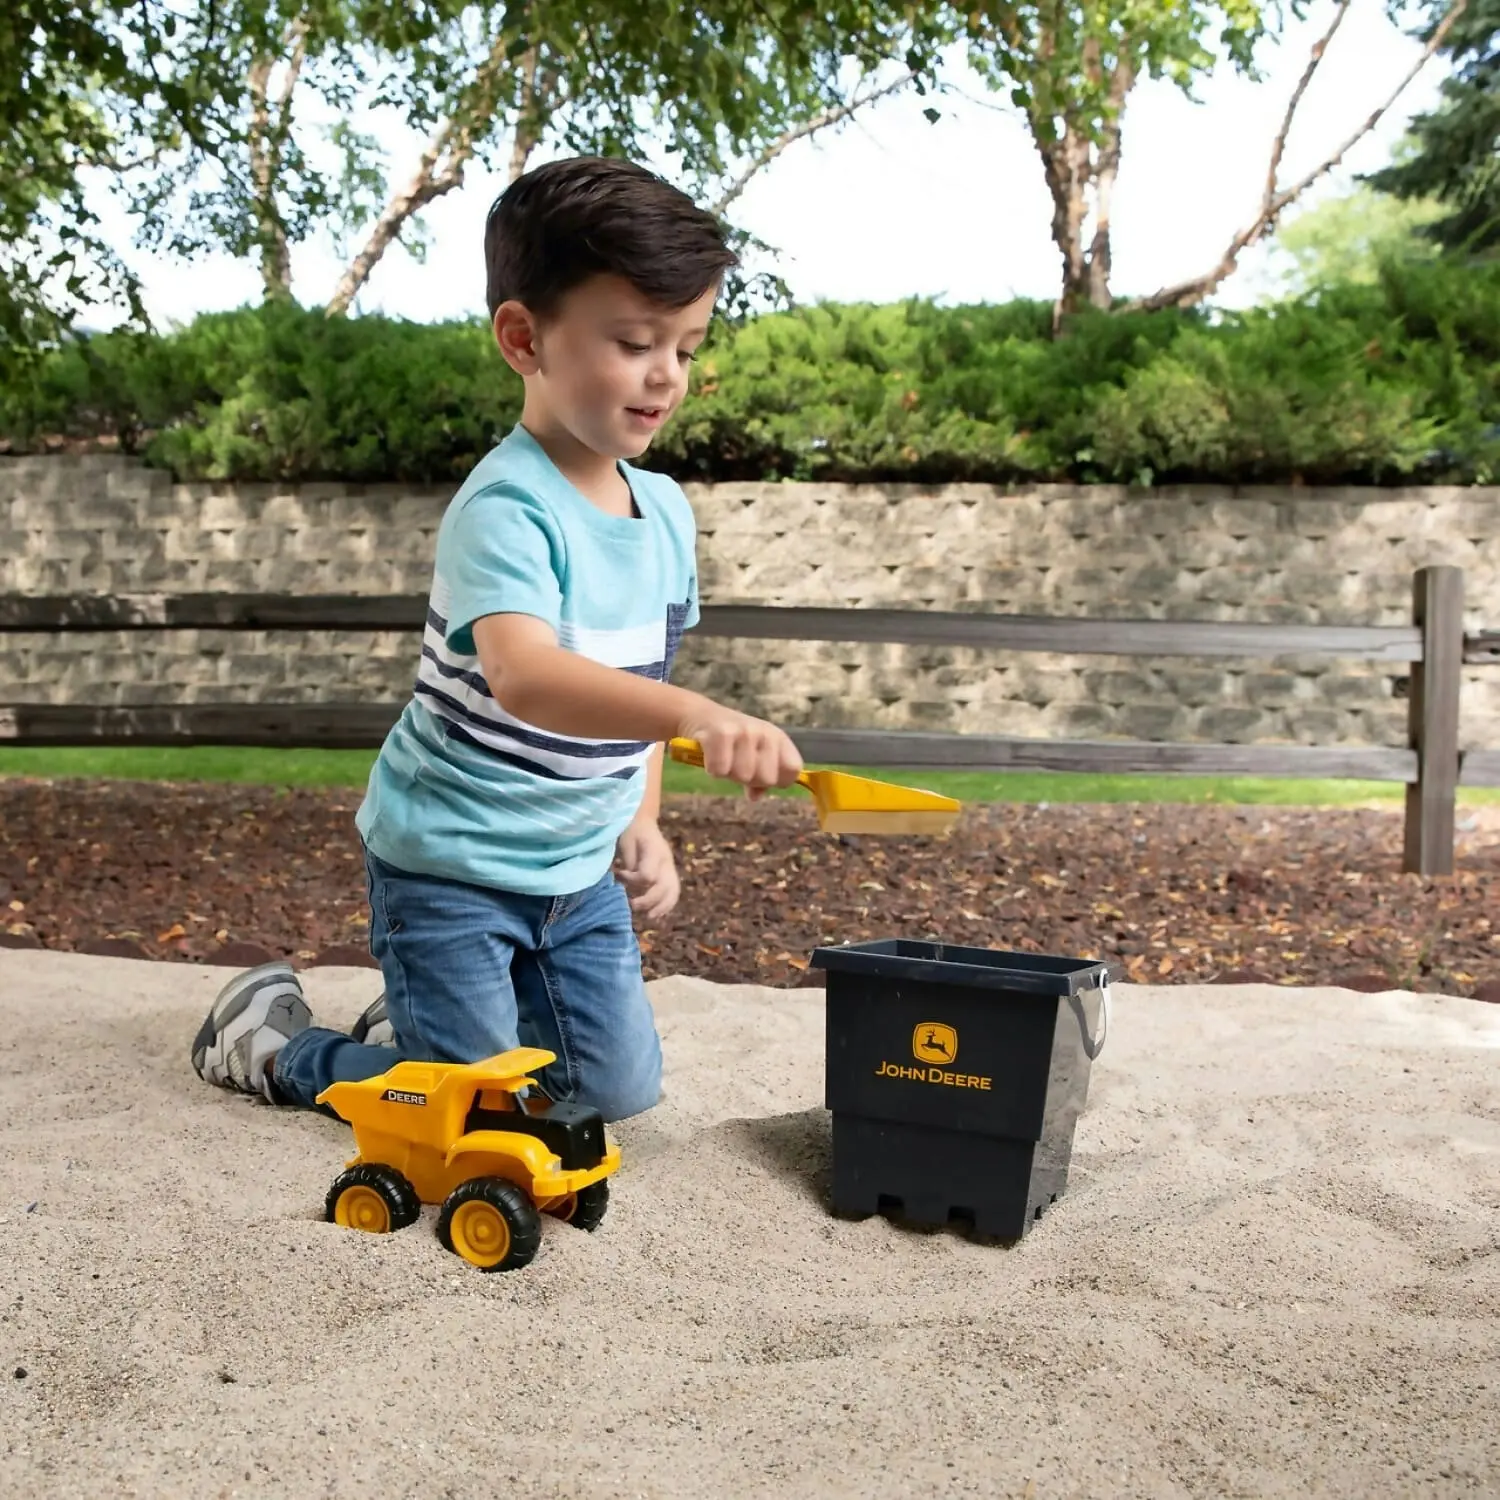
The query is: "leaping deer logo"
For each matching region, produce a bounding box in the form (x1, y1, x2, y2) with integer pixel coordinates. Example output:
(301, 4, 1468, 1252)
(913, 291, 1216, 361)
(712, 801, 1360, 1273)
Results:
(912, 1022, 958, 1065)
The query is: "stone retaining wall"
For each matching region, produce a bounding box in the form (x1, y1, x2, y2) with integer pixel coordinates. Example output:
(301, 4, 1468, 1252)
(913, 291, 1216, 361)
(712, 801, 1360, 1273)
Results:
(2, 455, 1496, 751)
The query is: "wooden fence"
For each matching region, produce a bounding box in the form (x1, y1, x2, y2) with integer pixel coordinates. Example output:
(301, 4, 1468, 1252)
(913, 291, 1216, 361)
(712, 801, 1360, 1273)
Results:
(1, 564, 1496, 876)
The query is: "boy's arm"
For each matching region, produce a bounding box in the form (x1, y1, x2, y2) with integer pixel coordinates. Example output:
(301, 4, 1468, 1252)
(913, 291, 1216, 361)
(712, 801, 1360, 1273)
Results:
(472, 612, 801, 790)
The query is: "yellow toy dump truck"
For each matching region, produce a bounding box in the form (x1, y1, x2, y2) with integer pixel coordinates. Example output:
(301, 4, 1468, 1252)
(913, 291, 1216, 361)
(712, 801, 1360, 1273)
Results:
(316, 1046, 621, 1272)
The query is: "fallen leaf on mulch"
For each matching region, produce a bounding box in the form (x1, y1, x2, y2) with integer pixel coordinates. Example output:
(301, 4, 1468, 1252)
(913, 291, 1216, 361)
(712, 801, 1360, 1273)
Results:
(0, 780, 1495, 999)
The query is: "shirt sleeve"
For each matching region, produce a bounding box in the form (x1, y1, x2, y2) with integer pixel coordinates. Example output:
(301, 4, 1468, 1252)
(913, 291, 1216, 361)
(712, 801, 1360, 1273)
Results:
(441, 483, 565, 654)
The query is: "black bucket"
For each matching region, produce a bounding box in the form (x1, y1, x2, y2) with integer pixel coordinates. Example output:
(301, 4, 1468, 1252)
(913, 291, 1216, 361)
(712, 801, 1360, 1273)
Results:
(809, 938, 1112, 1240)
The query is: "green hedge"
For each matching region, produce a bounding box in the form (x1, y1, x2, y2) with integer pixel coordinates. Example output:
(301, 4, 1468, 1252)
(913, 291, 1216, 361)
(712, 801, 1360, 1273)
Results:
(3, 259, 1497, 485)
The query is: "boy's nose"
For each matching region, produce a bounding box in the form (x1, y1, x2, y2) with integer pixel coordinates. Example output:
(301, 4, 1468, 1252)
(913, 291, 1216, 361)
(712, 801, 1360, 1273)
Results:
(645, 352, 680, 389)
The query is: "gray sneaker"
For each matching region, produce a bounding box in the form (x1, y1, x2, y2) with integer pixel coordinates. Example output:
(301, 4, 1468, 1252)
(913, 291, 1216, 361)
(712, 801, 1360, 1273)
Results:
(350, 990, 396, 1048)
(192, 961, 312, 1103)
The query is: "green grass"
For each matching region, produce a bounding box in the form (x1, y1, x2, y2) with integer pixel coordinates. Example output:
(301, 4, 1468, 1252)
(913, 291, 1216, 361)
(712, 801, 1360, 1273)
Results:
(2, 745, 1495, 806)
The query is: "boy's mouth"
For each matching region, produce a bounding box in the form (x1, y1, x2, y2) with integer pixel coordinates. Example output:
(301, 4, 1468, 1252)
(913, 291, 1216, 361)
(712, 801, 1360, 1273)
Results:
(626, 406, 666, 429)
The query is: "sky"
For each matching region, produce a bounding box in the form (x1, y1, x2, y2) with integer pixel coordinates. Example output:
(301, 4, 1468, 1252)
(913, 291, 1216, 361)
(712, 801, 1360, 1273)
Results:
(89, 2, 1449, 328)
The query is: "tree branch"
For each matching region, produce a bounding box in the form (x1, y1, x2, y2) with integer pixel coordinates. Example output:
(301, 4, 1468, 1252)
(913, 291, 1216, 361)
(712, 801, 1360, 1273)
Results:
(272, 16, 310, 160)
(710, 71, 915, 216)
(324, 32, 556, 315)
(324, 127, 453, 316)
(1126, 0, 1467, 313)
(1263, 0, 1350, 217)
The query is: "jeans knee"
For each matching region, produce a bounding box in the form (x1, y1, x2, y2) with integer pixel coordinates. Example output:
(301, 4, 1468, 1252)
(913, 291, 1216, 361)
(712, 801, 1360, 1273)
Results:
(569, 1033, 662, 1123)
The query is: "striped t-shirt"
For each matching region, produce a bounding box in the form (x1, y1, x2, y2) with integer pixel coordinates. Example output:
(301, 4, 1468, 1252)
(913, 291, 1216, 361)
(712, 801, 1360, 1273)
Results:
(355, 424, 699, 895)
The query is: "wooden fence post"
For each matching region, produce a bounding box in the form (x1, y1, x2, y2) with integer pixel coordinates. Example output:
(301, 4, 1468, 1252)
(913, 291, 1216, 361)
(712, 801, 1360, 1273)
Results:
(1403, 565, 1464, 876)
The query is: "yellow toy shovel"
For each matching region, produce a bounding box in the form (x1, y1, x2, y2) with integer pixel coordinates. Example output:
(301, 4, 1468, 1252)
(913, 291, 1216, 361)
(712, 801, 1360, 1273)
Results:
(667, 738, 960, 836)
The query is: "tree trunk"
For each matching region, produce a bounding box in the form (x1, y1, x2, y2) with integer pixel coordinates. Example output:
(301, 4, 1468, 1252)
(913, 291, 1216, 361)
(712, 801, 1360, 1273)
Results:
(1040, 120, 1092, 331)
(247, 55, 290, 300)
(246, 21, 307, 303)
(507, 49, 545, 182)
(1085, 55, 1133, 311)
(1042, 49, 1134, 329)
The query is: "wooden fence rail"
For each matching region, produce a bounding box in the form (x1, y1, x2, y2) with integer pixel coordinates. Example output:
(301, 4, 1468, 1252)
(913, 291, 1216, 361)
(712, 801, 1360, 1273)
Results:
(0, 565, 1494, 876)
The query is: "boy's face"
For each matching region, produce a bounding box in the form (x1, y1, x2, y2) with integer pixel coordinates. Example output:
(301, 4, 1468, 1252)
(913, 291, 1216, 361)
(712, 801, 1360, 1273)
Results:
(495, 273, 717, 461)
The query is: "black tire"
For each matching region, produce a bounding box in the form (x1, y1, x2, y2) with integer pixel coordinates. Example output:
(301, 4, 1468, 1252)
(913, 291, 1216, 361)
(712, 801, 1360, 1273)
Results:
(436, 1177, 541, 1272)
(549, 1180, 610, 1233)
(325, 1162, 421, 1233)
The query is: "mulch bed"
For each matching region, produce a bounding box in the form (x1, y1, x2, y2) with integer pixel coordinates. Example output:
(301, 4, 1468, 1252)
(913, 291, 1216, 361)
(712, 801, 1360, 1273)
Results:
(2, 779, 1497, 1002)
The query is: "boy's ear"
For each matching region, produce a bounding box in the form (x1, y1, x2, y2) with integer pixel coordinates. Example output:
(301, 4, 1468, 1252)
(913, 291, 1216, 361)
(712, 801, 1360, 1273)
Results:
(493, 301, 541, 375)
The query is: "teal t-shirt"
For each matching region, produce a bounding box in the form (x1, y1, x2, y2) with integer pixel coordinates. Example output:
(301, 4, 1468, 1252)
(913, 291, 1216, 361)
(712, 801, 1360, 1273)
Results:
(355, 424, 699, 895)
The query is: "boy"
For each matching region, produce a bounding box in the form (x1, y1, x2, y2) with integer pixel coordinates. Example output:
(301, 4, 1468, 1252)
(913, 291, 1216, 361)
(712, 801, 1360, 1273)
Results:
(191, 155, 804, 1121)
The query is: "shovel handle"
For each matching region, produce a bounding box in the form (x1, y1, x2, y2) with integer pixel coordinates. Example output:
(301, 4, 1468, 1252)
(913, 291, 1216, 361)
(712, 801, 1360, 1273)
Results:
(667, 737, 811, 791)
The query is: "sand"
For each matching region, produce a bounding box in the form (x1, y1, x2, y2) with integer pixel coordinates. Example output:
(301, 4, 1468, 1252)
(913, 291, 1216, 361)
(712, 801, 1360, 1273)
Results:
(0, 951, 1496, 1499)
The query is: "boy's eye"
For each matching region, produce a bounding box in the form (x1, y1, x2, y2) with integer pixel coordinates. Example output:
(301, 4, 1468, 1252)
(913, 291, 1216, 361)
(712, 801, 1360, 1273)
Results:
(678, 350, 698, 365)
(619, 340, 650, 354)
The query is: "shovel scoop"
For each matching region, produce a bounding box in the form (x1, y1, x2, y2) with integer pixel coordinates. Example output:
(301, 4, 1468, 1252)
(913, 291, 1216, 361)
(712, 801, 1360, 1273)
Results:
(667, 738, 960, 836)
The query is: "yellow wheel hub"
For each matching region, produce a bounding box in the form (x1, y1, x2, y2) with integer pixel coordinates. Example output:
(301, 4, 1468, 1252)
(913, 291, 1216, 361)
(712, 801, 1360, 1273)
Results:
(449, 1200, 512, 1268)
(335, 1184, 392, 1234)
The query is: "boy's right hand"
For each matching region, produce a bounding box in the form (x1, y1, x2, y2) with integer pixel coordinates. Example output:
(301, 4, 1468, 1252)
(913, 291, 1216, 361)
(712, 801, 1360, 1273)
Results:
(676, 706, 803, 794)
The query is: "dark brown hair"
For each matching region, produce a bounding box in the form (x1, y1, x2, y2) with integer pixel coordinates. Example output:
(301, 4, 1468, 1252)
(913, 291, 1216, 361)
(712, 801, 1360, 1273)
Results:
(484, 155, 738, 320)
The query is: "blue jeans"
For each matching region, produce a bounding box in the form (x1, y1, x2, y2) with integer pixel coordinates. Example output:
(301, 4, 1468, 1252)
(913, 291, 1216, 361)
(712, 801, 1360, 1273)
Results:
(272, 848, 663, 1123)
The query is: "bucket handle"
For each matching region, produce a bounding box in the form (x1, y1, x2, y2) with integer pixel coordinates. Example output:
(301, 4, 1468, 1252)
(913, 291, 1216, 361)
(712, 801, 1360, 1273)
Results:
(1073, 974, 1110, 1061)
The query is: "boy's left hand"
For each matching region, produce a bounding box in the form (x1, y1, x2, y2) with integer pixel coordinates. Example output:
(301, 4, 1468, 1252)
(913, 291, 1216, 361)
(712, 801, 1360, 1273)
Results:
(615, 817, 681, 926)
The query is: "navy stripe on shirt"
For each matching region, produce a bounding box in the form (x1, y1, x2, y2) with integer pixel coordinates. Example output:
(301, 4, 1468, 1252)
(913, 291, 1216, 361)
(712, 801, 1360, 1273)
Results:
(440, 720, 640, 782)
(414, 679, 650, 762)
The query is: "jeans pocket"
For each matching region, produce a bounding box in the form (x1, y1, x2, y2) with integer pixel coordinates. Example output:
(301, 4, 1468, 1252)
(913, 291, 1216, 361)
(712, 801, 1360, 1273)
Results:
(364, 849, 406, 938)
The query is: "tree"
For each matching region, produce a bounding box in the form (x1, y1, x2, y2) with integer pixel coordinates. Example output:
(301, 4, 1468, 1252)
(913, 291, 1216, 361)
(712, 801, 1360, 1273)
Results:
(1366, 0, 1499, 254)
(1127, 0, 1468, 311)
(1260, 180, 1444, 294)
(962, 0, 1279, 326)
(0, 1, 245, 357)
(95, 0, 939, 316)
(323, 5, 928, 316)
(121, 0, 453, 305)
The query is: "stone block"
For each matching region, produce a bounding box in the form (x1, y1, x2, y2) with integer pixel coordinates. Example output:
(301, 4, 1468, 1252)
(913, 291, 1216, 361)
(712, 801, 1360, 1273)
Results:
(1049, 702, 1118, 738)
(131, 555, 205, 589)
(99, 525, 166, 564)
(6, 469, 72, 513)
(1288, 707, 1344, 745)
(162, 524, 210, 565)
(1080, 668, 1158, 706)
(222, 526, 285, 562)
(41, 528, 105, 563)
(1205, 498, 1289, 538)
(970, 566, 1047, 606)
(1192, 705, 1268, 742)
(200, 561, 262, 591)
(12, 559, 72, 591)
(221, 651, 289, 687)
(283, 525, 366, 562)
(1121, 702, 1193, 741)
(1240, 671, 1311, 709)
(200, 492, 253, 530)
(362, 526, 439, 565)
(1445, 494, 1500, 542)
(1316, 672, 1387, 707)
(1158, 667, 1235, 706)
(1356, 707, 1408, 747)
(59, 495, 145, 531)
